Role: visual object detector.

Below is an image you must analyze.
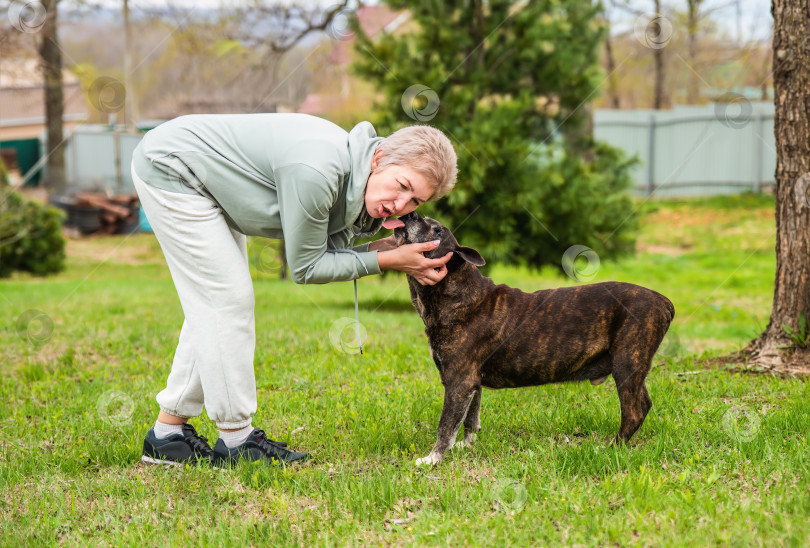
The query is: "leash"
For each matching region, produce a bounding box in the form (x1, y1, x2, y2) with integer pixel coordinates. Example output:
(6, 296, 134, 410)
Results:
(344, 235, 365, 355)
(353, 277, 363, 355)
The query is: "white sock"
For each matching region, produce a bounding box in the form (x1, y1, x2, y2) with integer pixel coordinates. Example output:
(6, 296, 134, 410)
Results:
(154, 421, 184, 439)
(220, 424, 254, 448)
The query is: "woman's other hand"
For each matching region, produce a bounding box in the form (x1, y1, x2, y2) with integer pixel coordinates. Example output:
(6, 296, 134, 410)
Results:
(377, 240, 453, 285)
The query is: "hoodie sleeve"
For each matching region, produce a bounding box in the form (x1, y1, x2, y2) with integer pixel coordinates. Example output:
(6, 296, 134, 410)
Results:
(326, 229, 373, 253)
(275, 163, 381, 284)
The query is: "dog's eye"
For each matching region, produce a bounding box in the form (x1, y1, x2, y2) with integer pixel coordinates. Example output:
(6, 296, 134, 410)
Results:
(434, 227, 442, 236)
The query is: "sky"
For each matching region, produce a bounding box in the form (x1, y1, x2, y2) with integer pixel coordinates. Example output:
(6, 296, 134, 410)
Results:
(608, 0, 772, 42)
(89, 0, 773, 43)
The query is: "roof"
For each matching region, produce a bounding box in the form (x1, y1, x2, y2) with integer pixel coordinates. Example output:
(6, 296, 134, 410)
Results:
(299, 6, 409, 116)
(0, 57, 87, 128)
(357, 5, 405, 38)
(326, 5, 408, 67)
(0, 83, 87, 128)
(297, 93, 348, 116)
(0, 57, 80, 87)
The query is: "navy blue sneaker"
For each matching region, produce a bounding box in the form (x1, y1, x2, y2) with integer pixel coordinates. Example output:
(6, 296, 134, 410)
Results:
(141, 423, 215, 466)
(213, 428, 309, 467)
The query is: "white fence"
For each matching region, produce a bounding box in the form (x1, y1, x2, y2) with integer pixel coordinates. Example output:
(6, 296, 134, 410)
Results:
(60, 105, 777, 198)
(594, 102, 775, 197)
(60, 126, 144, 195)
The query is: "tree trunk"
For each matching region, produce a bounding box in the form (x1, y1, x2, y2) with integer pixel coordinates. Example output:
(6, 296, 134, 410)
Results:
(686, 0, 700, 104)
(652, 0, 665, 109)
(746, 0, 810, 371)
(604, 22, 620, 109)
(39, 0, 66, 195)
(123, 0, 138, 128)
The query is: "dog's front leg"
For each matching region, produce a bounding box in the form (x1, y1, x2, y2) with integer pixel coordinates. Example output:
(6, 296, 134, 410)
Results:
(416, 382, 477, 466)
(459, 385, 482, 448)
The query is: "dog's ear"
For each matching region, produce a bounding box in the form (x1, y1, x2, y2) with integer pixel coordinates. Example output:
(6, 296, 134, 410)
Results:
(455, 246, 485, 267)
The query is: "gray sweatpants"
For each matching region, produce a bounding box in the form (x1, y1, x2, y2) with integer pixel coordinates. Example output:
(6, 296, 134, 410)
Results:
(133, 167, 256, 429)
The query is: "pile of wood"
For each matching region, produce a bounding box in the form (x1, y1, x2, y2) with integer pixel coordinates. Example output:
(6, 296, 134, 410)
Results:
(73, 192, 140, 234)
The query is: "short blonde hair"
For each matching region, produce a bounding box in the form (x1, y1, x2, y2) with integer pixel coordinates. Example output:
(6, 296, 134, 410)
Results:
(375, 125, 458, 201)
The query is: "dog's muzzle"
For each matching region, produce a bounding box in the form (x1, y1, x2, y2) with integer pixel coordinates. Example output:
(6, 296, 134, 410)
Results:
(393, 211, 420, 245)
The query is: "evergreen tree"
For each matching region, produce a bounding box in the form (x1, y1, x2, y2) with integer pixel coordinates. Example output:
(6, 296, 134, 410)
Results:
(353, 0, 638, 271)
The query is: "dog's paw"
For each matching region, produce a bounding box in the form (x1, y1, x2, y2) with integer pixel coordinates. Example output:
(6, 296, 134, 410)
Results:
(415, 452, 442, 466)
(453, 434, 477, 449)
(463, 433, 478, 447)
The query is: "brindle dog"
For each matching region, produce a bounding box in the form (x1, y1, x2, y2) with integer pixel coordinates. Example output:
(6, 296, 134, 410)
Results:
(391, 212, 675, 466)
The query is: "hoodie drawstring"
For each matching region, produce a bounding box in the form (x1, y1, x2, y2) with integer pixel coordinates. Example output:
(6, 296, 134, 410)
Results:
(339, 235, 364, 355)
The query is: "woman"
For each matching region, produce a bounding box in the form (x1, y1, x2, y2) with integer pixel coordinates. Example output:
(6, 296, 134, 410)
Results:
(133, 113, 457, 467)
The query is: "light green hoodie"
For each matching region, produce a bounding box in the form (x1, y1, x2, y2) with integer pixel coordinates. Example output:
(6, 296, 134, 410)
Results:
(132, 114, 385, 284)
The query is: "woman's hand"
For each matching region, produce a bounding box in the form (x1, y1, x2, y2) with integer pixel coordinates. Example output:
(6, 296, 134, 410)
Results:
(377, 240, 453, 286)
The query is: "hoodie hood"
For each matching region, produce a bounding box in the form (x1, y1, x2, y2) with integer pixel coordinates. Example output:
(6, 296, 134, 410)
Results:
(346, 122, 386, 238)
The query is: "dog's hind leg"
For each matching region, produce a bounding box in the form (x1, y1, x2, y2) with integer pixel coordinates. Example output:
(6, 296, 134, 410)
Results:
(609, 347, 651, 444)
(459, 386, 482, 448)
(610, 297, 672, 444)
(416, 382, 478, 466)
(611, 363, 651, 444)
(640, 384, 652, 416)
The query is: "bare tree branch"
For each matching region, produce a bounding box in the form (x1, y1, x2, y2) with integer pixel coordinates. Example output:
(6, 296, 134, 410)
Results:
(236, 0, 358, 54)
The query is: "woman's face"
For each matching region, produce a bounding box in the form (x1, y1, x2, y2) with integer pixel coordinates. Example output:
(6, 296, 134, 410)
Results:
(365, 152, 434, 219)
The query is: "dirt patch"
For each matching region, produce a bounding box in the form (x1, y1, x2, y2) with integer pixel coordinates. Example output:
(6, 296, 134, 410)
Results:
(644, 208, 727, 228)
(635, 243, 693, 256)
(66, 234, 166, 266)
(702, 349, 810, 378)
(644, 207, 773, 229)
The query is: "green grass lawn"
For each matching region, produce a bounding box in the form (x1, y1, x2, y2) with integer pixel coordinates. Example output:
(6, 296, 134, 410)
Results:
(3, 193, 809, 546)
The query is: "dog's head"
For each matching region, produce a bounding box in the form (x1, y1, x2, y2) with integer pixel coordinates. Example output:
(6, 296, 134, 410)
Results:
(390, 211, 485, 268)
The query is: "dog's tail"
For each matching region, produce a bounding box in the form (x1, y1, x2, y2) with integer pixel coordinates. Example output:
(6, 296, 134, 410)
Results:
(660, 295, 675, 325)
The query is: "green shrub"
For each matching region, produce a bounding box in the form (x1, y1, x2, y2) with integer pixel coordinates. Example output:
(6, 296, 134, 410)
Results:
(0, 156, 8, 188)
(0, 188, 66, 278)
